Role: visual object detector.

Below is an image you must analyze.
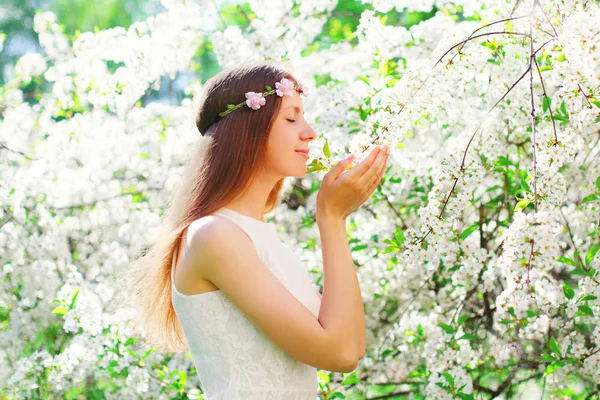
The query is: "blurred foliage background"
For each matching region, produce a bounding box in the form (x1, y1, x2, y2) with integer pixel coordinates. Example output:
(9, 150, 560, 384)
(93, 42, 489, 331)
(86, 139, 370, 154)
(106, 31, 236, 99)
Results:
(0, 0, 437, 99)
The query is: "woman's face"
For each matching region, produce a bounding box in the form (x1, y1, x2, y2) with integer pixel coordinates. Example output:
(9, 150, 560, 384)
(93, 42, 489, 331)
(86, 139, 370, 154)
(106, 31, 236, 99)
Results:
(264, 90, 316, 178)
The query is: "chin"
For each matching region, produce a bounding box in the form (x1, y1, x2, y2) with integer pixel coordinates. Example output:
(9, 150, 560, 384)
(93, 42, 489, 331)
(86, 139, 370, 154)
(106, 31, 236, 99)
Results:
(287, 169, 307, 178)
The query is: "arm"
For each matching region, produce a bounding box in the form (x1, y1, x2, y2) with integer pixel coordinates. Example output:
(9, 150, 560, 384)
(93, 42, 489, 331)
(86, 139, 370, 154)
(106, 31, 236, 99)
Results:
(191, 216, 358, 373)
(317, 217, 366, 366)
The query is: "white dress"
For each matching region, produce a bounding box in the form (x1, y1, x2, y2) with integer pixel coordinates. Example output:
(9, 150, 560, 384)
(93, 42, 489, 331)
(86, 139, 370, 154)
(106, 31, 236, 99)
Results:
(171, 207, 322, 400)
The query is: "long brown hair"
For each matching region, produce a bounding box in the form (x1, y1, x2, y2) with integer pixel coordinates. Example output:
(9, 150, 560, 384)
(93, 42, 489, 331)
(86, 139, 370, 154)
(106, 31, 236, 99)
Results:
(120, 62, 299, 353)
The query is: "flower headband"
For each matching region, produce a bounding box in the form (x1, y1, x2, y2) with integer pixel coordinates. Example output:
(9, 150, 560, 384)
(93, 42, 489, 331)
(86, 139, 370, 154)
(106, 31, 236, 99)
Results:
(218, 77, 308, 119)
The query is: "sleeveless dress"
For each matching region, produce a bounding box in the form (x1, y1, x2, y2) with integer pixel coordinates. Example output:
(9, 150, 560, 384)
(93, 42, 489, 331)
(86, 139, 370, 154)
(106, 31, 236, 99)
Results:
(171, 207, 322, 400)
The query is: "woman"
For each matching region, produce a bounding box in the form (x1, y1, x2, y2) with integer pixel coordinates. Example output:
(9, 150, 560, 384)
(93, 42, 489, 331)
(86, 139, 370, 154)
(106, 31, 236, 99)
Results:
(124, 62, 389, 399)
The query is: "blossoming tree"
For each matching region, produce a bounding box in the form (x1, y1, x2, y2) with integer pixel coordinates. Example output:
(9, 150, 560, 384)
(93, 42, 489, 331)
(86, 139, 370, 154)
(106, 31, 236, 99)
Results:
(1, 0, 599, 398)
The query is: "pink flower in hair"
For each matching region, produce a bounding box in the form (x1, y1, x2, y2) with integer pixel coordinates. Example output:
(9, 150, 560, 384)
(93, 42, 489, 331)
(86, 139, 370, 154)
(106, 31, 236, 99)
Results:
(275, 77, 295, 97)
(245, 91, 266, 110)
(297, 81, 308, 96)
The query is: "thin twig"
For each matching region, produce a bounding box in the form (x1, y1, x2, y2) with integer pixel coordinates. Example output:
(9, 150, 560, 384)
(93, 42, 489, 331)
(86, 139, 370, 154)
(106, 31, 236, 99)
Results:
(450, 15, 529, 65)
(1, 206, 35, 236)
(535, 0, 558, 37)
(559, 207, 586, 268)
(578, 83, 595, 109)
(381, 193, 407, 229)
(528, 5, 539, 212)
(532, 56, 558, 145)
(0, 143, 37, 161)
(434, 31, 530, 69)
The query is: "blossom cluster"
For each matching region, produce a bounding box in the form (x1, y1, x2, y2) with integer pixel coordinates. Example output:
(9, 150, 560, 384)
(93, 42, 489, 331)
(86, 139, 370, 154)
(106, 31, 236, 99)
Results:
(1, 0, 600, 399)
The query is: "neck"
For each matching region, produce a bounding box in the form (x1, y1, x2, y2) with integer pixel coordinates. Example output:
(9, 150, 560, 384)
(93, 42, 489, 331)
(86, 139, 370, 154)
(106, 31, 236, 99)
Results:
(225, 170, 282, 222)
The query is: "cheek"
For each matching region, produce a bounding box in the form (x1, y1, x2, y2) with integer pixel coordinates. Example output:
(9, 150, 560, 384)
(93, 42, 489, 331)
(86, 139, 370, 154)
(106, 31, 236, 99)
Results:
(268, 130, 293, 155)
(265, 137, 286, 164)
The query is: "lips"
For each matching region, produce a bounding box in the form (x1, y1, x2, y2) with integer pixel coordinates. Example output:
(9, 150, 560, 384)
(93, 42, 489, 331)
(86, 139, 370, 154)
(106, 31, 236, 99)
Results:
(295, 150, 310, 158)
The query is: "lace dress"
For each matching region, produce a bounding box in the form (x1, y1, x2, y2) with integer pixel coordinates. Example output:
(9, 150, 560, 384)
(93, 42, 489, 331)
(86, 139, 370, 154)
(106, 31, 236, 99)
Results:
(171, 207, 322, 400)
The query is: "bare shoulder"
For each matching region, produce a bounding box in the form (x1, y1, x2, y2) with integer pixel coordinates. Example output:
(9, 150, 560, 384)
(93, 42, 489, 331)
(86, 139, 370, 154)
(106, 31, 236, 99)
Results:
(185, 215, 255, 274)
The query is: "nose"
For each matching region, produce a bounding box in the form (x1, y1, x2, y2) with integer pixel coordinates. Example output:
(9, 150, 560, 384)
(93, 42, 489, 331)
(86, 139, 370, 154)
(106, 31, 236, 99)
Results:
(301, 121, 316, 142)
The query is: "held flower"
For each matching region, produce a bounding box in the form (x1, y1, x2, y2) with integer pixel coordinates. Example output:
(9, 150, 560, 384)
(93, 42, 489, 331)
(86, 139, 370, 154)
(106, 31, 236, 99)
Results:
(245, 91, 266, 110)
(275, 77, 295, 97)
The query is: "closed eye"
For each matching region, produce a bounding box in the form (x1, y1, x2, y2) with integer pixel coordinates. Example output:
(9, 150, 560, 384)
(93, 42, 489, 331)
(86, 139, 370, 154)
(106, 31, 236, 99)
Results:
(286, 119, 296, 123)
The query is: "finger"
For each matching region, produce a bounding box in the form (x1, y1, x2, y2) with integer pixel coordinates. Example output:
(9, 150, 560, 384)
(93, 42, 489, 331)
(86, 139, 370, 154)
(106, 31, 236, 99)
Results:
(345, 146, 381, 180)
(371, 152, 388, 186)
(365, 154, 388, 195)
(325, 154, 355, 182)
(357, 147, 388, 187)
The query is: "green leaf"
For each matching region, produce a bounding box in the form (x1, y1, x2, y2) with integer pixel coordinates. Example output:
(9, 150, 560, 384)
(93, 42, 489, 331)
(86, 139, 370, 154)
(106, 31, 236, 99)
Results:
(265, 85, 272, 91)
(544, 361, 565, 376)
(526, 309, 539, 318)
(569, 267, 588, 276)
(323, 141, 331, 158)
(332, 393, 346, 399)
(383, 246, 398, 254)
(565, 356, 582, 365)
(596, 176, 600, 191)
(457, 393, 475, 400)
(317, 370, 330, 386)
(227, 104, 235, 109)
(441, 372, 455, 388)
(460, 225, 478, 240)
(340, 372, 360, 385)
(69, 288, 81, 310)
(548, 336, 562, 358)
(577, 304, 594, 317)
(515, 199, 531, 211)
(582, 194, 599, 204)
(585, 245, 600, 267)
(381, 349, 394, 359)
(306, 159, 327, 173)
(579, 295, 597, 302)
(438, 323, 455, 334)
(495, 155, 513, 166)
(457, 333, 476, 341)
(541, 353, 556, 362)
(51, 306, 69, 316)
(480, 153, 488, 165)
(590, 98, 600, 109)
(457, 314, 470, 327)
(539, 65, 553, 72)
(351, 244, 369, 252)
(394, 227, 405, 246)
(557, 256, 576, 266)
(542, 96, 551, 113)
(563, 284, 575, 300)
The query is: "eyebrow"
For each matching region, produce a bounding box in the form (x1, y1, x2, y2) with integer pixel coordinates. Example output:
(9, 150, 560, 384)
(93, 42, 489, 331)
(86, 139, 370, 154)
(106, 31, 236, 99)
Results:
(284, 105, 303, 113)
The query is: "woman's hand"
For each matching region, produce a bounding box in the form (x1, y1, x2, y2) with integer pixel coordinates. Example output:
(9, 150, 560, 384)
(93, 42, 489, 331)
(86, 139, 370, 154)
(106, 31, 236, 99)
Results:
(316, 145, 389, 223)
